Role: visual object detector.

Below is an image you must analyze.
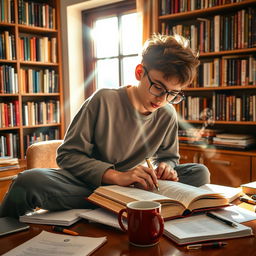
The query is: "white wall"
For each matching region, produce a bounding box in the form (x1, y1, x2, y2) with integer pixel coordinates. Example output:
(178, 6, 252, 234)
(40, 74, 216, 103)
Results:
(60, 0, 124, 130)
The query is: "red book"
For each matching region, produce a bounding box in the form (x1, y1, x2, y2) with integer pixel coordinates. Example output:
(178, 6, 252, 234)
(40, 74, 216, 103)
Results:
(14, 100, 20, 126)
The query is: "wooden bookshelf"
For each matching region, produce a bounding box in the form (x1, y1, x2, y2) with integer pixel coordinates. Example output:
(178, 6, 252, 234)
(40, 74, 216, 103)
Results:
(158, 0, 256, 186)
(0, 0, 64, 160)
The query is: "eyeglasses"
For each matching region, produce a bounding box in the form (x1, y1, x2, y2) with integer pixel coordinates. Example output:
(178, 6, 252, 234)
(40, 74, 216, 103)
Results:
(143, 67, 185, 104)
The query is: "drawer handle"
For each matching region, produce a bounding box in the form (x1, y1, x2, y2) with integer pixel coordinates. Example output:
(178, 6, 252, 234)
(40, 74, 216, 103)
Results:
(210, 159, 231, 166)
(180, 155, 188, 160)
(0, 175, 17, 182)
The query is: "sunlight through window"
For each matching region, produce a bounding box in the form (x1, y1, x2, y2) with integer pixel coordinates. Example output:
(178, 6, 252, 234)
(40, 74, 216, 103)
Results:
(92, 12, 141, 90)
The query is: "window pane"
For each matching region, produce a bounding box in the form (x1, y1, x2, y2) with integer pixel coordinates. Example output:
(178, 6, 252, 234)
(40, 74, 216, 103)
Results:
(121, 13, 141, 55)
(96, 59, 119, 89)
(93, 17, 118, 58)
(122, 56, 140, 86)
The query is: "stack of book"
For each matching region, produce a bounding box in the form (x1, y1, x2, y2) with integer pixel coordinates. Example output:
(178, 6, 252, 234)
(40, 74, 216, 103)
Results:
(178, 128, 219, 146)
(212, 134, 256, 150)
(0, 157, 19, 171)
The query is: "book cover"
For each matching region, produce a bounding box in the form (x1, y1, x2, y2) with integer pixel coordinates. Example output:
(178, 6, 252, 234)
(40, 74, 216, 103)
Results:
(0, 217, 29, 236)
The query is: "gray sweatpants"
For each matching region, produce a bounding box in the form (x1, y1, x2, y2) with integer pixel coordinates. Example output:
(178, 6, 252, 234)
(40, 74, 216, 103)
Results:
(0, 163, 210, 218)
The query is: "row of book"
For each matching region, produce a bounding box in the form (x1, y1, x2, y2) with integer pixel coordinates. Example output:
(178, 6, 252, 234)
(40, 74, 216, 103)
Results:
(176, 93, 256, 122)
(18, 0, 56, 29)
(22, 100, 60, 126)
(0, 133, 19, 157)
(19, 36, 57, 63)
(0, 65, 18, 93)
(20, 68, 58, 93)
(0, 0, 15, 23)
(24, 128, 60, 150)
(0, 101, 20, 128)
(161, 0, 246, 15)
(194, 55, 256, 88)
(0, 31, 16, 60)
(161, 8, 256, 52)
(0, 128, 60, 157)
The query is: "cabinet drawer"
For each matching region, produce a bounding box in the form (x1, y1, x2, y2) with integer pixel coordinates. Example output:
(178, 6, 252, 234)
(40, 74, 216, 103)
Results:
(179, 149, 198, 163)
(202, 153, 250, 187)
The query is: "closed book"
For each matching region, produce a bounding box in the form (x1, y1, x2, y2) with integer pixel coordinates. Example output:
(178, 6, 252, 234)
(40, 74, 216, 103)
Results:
(87, 180, 229, 220)
(241, 181, 256, 195)
(0, 217, 29, 236)
(19, 209, 91, 226)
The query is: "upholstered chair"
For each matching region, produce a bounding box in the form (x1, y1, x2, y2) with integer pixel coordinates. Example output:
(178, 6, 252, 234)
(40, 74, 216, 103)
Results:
(26, 140, 63, 169)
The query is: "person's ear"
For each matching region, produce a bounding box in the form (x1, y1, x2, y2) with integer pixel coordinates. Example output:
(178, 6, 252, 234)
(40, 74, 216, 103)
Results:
(135, 64, 144, 81)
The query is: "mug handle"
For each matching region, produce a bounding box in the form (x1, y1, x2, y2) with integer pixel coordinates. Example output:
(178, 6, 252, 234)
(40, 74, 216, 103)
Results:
(118, 208, 128, 232)
(152, 212, 164, 240)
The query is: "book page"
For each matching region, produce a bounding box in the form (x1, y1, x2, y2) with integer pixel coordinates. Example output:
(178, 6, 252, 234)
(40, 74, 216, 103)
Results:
(209, 205, 256, 223)
(155, 180, 222, 208)
(101, 185, 171, 201)
(200, 184, 242, 202)
(80, 208, 123, 230)
(2, 231, 107, 256)
(164, 213, 252, 244)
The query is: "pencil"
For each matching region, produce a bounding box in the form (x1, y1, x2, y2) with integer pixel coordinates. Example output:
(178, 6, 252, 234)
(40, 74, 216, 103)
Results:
(145, 158, 160, 191)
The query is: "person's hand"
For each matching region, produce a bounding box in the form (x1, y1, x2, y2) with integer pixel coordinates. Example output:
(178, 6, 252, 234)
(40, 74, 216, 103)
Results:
(102, 165, 158, 191)
(155, 162, 179, 181)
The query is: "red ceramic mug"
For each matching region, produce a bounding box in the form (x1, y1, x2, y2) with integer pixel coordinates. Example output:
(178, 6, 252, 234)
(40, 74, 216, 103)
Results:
(118, 201, 164, 247)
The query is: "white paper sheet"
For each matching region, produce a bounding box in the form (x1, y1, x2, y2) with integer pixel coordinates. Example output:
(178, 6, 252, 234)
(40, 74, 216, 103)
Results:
(3, 231, 107, 256)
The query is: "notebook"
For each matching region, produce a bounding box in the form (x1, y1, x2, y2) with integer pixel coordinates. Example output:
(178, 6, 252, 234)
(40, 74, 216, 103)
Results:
(164, 213, 253, 245)
(0, 217, 29, 236)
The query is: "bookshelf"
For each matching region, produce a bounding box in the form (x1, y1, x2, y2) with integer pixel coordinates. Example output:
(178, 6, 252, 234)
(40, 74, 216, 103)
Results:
(158, 0, 256, 186)
(0, 0, 63, 160)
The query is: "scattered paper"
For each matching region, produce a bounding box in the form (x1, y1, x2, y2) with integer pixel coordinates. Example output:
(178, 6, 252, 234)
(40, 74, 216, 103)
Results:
(2, 231, 107, 256)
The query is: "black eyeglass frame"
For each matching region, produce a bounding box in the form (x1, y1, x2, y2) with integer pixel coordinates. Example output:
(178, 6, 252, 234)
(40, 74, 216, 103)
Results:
(143, 66, 185, 104)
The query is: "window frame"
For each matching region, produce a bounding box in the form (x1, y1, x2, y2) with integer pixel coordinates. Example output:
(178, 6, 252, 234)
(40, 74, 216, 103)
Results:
(82, 0, 137, 98)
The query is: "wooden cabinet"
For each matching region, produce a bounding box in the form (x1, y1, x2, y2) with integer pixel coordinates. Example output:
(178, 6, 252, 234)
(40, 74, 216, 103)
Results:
(252, 157, 256, 181)
(180, 147, 254, 187)
(0, 161, 25, 202)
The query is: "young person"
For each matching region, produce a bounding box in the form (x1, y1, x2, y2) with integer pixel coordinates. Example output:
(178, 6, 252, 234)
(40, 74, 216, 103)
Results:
(0, 34, 210, 218)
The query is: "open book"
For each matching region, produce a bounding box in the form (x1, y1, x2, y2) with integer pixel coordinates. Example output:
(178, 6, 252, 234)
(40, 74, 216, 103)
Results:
(164, 213, 253, 245)
(87, 180, 230, 220)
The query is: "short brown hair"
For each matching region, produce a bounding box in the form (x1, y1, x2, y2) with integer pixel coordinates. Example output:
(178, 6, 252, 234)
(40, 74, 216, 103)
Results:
(141, 34, 199, 87)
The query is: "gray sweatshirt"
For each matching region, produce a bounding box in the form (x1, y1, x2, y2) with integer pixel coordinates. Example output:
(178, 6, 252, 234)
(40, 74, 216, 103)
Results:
(56, 86, 179, 189)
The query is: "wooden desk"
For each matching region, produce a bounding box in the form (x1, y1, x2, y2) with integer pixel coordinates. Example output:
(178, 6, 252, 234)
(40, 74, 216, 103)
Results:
(0, 217, 256, 256)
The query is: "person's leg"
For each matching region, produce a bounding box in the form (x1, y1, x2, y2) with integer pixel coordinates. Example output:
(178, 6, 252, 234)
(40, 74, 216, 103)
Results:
(0, 168, 94, 218)
(174, 163, 210, 187)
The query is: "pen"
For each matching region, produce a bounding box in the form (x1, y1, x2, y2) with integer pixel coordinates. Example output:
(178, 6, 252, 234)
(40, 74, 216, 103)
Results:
(187, 241, 228, 250)
(206, 212, 238, 228)
(145, 158, 160, 191)
(240, 196, 256, 205)
(52, 226, 79, 236)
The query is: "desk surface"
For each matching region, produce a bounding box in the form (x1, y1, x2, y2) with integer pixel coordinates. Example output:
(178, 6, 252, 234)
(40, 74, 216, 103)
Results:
(1, 216, 256, 256)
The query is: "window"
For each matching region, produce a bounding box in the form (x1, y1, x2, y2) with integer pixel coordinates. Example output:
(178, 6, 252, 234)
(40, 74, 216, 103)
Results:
(82, 1, 141, 97)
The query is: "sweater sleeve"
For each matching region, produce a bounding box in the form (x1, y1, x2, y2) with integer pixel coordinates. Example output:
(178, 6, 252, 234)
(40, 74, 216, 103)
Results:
(153, 105, 180, 168)
(56, 93, 114, 189)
